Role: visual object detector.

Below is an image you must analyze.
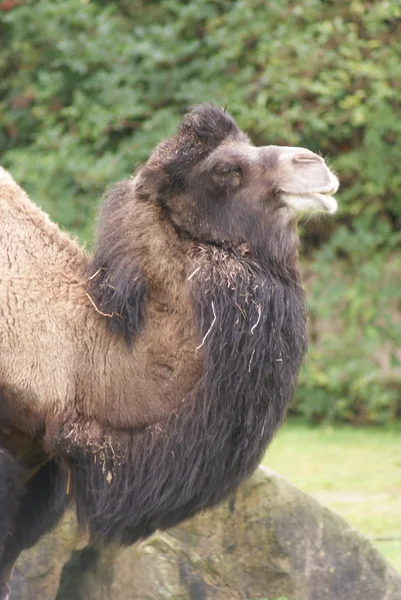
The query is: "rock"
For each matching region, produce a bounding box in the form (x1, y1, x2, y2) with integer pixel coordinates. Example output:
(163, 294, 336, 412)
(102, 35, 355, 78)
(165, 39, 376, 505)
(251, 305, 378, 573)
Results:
(12, 466, 401, 600)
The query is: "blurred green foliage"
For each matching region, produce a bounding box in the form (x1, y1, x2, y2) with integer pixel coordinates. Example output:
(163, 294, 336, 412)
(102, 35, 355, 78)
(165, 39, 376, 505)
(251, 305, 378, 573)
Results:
(0, 0, 400, 423)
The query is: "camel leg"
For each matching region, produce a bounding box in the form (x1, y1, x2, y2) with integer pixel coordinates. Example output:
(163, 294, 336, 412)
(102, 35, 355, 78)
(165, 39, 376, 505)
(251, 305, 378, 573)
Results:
(0, 449, 23, 548)
(0, 459, 69, 598)
(0, 449, 24, 600)
(0, 583, 10, 600)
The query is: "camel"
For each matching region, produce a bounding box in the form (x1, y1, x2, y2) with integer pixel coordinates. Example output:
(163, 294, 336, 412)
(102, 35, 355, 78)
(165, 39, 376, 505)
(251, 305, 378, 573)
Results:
(0, 104, 338, 598)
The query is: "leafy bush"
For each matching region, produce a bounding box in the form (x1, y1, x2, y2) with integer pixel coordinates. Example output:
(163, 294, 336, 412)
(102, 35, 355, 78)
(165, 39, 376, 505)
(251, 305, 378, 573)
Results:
(0, 0, 400, 422)
(297, 225, 401, 424)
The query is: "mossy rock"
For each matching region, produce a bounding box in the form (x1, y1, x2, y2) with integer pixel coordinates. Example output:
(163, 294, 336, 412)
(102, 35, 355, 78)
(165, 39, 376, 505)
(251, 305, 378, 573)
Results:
(13, 467, 401, 600)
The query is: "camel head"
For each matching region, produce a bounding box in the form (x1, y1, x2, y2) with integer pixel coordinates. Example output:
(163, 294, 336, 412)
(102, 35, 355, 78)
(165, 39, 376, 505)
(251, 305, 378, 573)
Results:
(137, 104, 339, 250)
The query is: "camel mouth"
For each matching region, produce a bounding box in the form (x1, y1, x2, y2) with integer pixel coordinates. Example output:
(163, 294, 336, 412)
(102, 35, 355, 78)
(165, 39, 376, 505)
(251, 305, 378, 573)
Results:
(280, 174, 339, 215)
(281, 190, 338, 215)
(311, 191, 338, 214)
(274, 147, 339, 216)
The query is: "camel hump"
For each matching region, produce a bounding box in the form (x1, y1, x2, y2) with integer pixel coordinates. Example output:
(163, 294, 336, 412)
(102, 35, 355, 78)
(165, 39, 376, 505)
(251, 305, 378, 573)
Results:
(0, 166, 17, 187)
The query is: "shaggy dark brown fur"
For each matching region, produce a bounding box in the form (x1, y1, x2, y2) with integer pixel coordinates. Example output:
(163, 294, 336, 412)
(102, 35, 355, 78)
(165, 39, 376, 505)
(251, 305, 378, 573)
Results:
(0, 104, 338, 598)
(70, 243, 306, 544)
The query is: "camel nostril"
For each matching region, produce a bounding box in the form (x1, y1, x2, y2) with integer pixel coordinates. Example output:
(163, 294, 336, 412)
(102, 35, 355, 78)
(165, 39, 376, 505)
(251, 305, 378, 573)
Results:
(293, 153, 324, 164)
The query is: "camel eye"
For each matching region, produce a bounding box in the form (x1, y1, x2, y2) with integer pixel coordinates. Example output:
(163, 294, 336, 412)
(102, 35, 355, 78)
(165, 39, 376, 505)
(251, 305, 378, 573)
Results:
(213, 164, 242, 183)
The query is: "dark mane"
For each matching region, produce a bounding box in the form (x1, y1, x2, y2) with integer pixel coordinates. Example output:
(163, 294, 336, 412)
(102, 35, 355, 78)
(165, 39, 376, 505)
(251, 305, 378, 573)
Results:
(64, 246, 306, 544)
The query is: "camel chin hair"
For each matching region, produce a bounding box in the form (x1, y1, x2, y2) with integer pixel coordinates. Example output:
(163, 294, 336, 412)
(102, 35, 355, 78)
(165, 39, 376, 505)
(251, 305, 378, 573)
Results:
(0, 103, 338, 598)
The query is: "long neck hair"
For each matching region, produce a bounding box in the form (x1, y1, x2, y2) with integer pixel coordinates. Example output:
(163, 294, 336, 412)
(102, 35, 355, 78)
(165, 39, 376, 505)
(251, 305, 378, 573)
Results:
(62, 227, 307, 545)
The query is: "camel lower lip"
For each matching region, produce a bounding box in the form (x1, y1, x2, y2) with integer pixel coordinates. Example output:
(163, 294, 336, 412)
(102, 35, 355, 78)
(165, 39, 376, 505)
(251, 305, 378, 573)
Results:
(310, 193, 338, 214)
(281, 191, 338, 214)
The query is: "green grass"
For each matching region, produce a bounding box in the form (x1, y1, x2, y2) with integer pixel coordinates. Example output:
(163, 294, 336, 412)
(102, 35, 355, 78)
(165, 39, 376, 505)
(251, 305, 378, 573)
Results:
(263, 420, 401, 573)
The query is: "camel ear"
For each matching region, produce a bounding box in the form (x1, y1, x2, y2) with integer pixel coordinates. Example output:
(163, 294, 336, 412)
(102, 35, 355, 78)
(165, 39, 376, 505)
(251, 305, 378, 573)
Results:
(179, 103, 242, 146)
(87, 181, 147, 345)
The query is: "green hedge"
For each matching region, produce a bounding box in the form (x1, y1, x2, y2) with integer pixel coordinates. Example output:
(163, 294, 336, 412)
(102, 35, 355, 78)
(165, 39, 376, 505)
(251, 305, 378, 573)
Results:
(1, 0, 400, 423)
